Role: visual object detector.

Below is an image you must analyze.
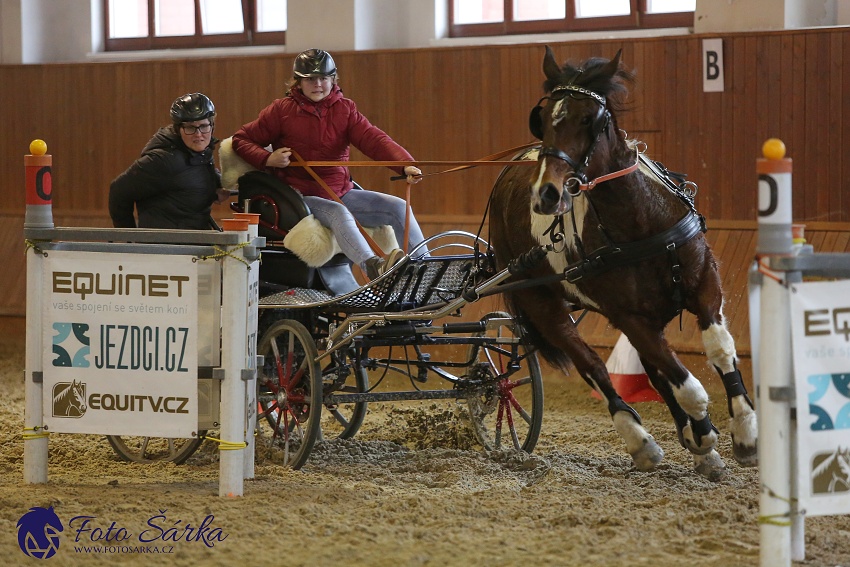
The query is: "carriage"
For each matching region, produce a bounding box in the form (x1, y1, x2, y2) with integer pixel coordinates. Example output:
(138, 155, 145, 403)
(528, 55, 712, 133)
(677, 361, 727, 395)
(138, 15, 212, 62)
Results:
(105, 173, 549, 468)
(104, 48, 758, 479)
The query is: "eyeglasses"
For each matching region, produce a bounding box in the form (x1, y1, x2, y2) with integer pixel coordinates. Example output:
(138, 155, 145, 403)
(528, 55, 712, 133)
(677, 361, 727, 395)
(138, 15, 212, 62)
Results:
(181, 123, 213, 135)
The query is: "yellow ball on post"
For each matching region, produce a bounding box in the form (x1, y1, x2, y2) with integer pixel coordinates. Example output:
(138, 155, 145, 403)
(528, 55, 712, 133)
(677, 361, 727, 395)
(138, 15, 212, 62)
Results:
(29, 139, 47, 156)
(762, 138, 786, 160)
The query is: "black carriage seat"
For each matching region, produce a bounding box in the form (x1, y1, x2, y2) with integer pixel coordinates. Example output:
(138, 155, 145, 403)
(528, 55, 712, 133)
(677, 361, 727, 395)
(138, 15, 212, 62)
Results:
(235, 171, 360, 295)
(259, 248, 496, 314)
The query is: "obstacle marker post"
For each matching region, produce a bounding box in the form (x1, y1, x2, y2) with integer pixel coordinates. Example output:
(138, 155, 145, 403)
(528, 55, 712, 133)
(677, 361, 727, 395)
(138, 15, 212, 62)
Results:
(24, 139, 54, 229)
(23, 140, 51, 484)
(756, 138, 797, 567)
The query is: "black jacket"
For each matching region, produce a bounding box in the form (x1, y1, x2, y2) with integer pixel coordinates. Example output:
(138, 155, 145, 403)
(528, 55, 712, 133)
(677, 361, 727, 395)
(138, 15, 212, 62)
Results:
(109, 126, 221, 230)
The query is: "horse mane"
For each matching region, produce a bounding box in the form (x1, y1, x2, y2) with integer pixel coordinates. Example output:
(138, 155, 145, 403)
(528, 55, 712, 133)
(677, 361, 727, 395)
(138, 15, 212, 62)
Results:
(542, 55, 635, 116)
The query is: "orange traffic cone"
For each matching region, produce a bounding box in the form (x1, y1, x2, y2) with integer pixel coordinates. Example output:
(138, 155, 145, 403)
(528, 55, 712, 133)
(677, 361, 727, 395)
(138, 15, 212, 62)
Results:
(592, 334, 664, 403)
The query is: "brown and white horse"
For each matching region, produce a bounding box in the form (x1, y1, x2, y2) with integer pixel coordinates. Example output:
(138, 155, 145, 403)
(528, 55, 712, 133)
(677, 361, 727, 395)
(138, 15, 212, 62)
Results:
(489, 47, 757, 478)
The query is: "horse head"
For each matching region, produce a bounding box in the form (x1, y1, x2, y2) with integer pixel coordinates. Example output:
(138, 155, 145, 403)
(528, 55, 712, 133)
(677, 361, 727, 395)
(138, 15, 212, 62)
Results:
(528, 47, 634, 215)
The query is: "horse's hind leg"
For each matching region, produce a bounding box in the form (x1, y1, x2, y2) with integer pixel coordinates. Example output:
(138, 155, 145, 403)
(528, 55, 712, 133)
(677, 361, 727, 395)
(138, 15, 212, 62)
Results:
(691, 263, 758, 467)
(701, 317, 758, 467)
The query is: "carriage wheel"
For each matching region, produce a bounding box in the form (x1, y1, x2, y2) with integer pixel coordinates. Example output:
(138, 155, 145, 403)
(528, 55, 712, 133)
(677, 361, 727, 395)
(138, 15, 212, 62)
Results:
(465, 312, 544, 453)
(106, 433, 205, 465)
(320, 347, 369, 439)
(256, 319, 322, 469)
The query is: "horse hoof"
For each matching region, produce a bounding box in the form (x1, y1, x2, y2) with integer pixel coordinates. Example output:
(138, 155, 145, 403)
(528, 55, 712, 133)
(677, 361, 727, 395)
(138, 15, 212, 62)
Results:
(694, 450, 727, 481)
(682, 423, 718, 456)
(729, 411, 758, 467)
(732, 438, 758, 467)
(630, 437, 664, 471)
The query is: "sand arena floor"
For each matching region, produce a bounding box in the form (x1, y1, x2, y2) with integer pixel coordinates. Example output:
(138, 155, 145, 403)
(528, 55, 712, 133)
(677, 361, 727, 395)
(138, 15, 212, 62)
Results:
(0, 316, 847, 566)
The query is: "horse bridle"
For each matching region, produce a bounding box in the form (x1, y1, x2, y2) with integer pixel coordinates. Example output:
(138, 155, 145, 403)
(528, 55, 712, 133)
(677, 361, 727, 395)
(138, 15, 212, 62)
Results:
(529, 84, 611, 193)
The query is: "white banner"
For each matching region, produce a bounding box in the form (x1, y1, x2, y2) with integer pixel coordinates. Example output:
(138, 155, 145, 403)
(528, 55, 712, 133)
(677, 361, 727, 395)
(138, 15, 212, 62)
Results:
(790, 279, 850, 517)
(43, 251, 199, 437)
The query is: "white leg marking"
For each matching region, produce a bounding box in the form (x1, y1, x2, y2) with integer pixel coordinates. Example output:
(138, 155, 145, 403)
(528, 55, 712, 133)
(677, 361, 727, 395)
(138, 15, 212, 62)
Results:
(673, 373, 709, 420)
(612, 411, 664, 471)
(702, 322, 737, 374)
(675, 373, 719, 455)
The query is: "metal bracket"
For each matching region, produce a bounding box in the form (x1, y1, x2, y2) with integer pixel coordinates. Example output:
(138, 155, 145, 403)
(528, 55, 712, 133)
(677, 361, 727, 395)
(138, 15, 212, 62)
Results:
(241, 368, 256, 382)
(212, 368, 225, 381)
(31, 371, 43, 384)
(769, 386, 795, 402)
(256, 355, 264, 367)
(243, 237, 267, 262)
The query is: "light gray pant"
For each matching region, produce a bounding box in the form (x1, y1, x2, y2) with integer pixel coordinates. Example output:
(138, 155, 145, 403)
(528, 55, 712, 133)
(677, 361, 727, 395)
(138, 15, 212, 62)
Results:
(303, 188, 427, 268)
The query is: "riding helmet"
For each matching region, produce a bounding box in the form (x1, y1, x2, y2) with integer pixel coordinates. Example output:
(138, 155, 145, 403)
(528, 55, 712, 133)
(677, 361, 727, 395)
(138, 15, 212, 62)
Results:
(170, 93, 216, 125)
(293, 49, 337, 78)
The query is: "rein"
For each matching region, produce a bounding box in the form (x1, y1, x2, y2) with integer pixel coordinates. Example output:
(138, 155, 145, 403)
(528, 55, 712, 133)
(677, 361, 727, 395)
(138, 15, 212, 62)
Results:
(573, 151, 639, 192)
(286, 143, 539, 258)
(287, 142, 540, 179)
(289, 148, 387, 257)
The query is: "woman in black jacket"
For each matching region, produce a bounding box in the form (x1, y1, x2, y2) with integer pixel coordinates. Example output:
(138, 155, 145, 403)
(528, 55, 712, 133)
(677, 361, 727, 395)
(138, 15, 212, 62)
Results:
(109, 93, 230, 229)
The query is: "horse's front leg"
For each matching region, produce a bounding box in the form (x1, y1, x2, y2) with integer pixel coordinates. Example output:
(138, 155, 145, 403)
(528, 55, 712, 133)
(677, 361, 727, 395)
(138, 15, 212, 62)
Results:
(624, 325, 726, 479)
(701, 318, 758, 467)
(511, 289, 664, 471)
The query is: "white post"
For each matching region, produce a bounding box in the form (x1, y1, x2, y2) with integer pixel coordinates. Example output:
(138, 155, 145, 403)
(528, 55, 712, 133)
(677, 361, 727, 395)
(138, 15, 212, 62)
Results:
(756, 139, 794, 567)
(23, 141, 53, 485)
(758, 273, 792, 566)
(219, 226, 250, 497)
(23, 246, 48, 483)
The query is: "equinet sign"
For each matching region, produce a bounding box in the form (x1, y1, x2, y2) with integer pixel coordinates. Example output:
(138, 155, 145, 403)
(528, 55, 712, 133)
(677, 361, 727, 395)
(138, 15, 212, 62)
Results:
(52, 268, 191, 300)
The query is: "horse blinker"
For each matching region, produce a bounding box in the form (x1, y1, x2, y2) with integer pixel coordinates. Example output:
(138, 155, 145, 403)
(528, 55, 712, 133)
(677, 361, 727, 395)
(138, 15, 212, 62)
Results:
(529, 105, 544, 140)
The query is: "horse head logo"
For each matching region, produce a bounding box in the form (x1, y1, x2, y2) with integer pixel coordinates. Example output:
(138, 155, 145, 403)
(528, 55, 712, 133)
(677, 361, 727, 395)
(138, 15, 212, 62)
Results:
(16, 506, 64, 559)
(52, 380, 87, 418)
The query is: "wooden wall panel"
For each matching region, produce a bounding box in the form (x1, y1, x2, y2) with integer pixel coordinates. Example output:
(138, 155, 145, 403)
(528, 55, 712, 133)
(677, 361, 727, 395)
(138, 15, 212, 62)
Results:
(3, 28, 850, 353)
(3, 29, 850, 223)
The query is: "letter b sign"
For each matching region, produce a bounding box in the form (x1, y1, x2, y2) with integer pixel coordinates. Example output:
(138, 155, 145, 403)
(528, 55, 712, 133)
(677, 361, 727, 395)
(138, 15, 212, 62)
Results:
(702, 38, 724, 93)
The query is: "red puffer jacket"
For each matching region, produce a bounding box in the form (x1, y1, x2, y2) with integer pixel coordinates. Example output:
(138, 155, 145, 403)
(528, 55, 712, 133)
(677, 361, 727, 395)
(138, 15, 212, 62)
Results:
(231, 86, 413, 199)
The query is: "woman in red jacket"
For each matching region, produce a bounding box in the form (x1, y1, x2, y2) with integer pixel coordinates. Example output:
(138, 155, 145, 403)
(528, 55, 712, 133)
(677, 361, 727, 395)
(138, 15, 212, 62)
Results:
(231, 49, 425, 279)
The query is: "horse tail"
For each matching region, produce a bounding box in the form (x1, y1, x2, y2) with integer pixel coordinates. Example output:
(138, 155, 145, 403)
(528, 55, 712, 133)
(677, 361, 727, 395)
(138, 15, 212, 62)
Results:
(506, 294, 573, 373)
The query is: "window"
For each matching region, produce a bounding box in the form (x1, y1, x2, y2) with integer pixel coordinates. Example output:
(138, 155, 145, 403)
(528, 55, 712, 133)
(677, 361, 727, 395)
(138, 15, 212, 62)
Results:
(105, 0, 286, 51)
(450, 0, 695, 37)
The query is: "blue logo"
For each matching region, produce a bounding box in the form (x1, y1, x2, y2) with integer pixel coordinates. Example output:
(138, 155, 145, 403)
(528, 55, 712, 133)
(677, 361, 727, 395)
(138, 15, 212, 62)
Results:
(17, 506, 64, 559)
(51, 322, 90, 368)
(807, 373, 850, 430)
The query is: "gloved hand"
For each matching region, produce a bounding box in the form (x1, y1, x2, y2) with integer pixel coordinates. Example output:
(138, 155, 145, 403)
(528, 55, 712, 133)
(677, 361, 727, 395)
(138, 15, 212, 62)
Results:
(404, 165, 422, 184)
(266, 147, 292, 168)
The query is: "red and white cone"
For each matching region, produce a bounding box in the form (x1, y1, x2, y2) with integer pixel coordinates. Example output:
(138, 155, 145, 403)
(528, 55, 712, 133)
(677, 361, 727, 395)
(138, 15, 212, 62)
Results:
(592, 334, 664, 403)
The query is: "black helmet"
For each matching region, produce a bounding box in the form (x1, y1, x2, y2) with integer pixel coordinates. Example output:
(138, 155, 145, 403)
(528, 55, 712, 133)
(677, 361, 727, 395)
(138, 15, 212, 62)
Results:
(293, 49, 336, 78)
(170, 93, 215, 125)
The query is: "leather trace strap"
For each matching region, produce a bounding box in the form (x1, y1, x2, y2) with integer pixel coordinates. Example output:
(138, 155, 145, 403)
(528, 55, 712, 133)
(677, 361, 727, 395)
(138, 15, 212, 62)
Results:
(289, 149, 386, 258)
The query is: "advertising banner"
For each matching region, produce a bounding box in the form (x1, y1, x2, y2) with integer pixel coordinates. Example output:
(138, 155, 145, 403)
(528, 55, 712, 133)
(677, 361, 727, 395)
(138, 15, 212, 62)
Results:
(43, 251, 199, 437)
(790, 279, 850, 516)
